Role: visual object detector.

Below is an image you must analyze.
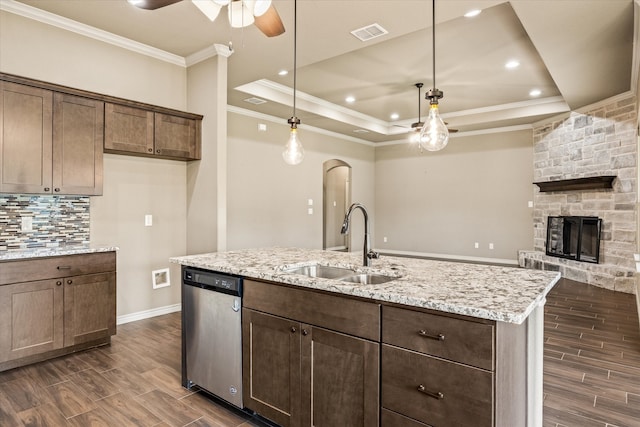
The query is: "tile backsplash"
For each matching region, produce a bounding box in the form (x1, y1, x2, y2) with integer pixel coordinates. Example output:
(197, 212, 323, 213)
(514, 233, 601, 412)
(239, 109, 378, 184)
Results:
(0, 195, 90, 251)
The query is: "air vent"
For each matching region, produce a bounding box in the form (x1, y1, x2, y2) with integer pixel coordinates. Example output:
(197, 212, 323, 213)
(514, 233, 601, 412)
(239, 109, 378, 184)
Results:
(350, 23, 388, 42)
(244, 97, 267, 105)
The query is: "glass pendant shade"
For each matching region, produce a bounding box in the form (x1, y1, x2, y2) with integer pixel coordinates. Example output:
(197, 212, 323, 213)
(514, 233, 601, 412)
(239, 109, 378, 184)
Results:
(282, 127, 304, 165)
(418, 104, 449, 151)
(229, 1, 254, 27)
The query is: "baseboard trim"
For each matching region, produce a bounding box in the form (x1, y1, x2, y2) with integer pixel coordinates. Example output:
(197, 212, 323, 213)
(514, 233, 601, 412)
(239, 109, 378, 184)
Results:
(379, 249, 519, 267)
(117, 303, 182, 325)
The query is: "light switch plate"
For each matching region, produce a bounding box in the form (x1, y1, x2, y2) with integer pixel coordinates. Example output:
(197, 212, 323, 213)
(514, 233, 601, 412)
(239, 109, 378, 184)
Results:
(145, 214, 153, 226)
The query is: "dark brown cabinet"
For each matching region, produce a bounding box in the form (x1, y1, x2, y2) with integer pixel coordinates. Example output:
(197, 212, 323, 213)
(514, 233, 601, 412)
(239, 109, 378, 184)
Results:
(105, 102, 201, 160)
(0, 252, 117, 371)
(242, 279, 380, 427)
(0, 81, 103, 195)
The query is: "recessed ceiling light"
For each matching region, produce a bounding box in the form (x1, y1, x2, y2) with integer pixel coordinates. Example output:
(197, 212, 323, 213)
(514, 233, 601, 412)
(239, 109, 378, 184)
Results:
(278, 70, 288, 76)
(464, 9, 481, 18)
(505, 60, 520, 69)
(390, 113, 399, 120)
(529, 89, 542, 97)
(345, 96, 356, 103)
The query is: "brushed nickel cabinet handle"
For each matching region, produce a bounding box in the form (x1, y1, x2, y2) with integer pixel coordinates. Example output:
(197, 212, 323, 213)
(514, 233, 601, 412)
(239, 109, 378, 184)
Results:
(57, 266, 71, 270)
(417, 384, 444, 400)
(56, 281, 62, 286)
(67, 279, 73, 285)
(302, 329, 309, 336)
(290, 326, 297, 333)
(418, 330, 445, 341)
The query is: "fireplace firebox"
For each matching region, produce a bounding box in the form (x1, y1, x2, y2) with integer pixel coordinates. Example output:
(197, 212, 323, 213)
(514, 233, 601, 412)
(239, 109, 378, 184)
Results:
(545, 216, 602, 263)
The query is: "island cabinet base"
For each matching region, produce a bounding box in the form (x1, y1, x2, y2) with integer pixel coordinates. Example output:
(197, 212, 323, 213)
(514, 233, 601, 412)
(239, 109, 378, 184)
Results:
(241, 279, 543, 427)
(242, 279, 380, 427)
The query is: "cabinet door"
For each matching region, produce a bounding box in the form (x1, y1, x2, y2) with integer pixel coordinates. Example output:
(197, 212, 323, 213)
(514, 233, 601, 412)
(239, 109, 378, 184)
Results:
(242, 309, 301, 427)
(0, 279, 64, 362)
(0, 81, 53, 194)
(53, 93, 104, 195)
(154, 113, 200, 160)
(104, 103, 154, 155)
(301, 325, 379, 427)
(63, 272, 116, 347)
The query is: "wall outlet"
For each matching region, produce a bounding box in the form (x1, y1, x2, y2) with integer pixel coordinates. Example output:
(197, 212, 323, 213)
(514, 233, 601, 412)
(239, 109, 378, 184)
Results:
(489, 243, 494, 250)
(145, 214, 153, 226)
(383, 237, 388, 243)
(308, 199, 313, 206)
(21, 216, 33, 232)
(308, 208, 313, 215)
(528, 200, 534, 208)
(474, 242, 479, 249)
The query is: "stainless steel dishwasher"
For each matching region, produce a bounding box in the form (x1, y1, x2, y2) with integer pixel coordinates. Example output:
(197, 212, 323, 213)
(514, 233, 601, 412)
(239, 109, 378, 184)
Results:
(182, 266, 243, 408)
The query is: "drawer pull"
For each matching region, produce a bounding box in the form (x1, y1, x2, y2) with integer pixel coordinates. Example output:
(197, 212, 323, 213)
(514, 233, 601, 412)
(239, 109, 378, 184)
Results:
(56, 281, 62, 286)
(57, 266, 71, 270)
(417, 384, 444, 400)
(418, 330, 445, 341)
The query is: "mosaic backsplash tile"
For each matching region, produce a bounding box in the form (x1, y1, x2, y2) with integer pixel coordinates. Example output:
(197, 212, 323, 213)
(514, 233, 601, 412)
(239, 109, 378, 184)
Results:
(0, 195, 90, 251)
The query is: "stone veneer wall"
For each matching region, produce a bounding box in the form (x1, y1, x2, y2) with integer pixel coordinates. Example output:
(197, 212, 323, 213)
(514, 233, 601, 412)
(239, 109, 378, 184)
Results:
(0, 195, 90, 251)
(519, 94, 638, 294)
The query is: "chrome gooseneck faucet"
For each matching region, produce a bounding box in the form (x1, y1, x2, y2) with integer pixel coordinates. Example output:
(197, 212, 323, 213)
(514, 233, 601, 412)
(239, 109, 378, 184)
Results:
(340, 203, 380, 267)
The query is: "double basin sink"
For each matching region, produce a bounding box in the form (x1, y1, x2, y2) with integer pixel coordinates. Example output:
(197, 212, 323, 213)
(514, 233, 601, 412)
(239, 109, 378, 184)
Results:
(283, 264, 396, 285)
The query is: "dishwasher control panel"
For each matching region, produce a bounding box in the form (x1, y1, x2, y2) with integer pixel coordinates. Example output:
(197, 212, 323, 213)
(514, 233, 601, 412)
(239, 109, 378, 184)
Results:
(183, 267, 242, 296)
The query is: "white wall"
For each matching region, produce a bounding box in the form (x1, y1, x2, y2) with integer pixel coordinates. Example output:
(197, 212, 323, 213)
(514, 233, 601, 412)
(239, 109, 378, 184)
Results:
(374, 130, 535, 263)
(226, 112, 375, 251)
(1, 11, 188, 319)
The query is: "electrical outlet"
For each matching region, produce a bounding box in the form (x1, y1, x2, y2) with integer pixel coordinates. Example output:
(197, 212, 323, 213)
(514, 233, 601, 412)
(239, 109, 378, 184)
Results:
(21, 216, 33, 232)
(489, 243, 494, 250)
(474, 242, 479, 249)
(383, 237, 388, 243)
(308, 208, 313, 215)
(145, 214, 153, 226)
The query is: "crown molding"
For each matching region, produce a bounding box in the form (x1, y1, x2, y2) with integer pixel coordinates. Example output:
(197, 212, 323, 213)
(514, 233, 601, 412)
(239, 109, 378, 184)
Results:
(185, 43, 234, 67)
(227, 105, 376, 147)
(0, 0, 186, 67)
(375, 124, 533, 147)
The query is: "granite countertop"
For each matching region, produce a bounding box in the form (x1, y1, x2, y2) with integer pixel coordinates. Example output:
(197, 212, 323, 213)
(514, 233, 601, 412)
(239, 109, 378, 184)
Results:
(0, 245, 119, 261)
(171, 247, 560, 324)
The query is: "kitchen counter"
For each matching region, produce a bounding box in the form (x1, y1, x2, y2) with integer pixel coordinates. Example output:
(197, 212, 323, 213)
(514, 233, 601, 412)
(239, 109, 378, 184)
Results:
(0, 244, 118, 261)
(171, 247, 560, 324)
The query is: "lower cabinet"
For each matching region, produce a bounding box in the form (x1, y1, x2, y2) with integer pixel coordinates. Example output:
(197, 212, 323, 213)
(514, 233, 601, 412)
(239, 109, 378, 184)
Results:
(0, 252, 116, 370)
(242, 279, 380, 427)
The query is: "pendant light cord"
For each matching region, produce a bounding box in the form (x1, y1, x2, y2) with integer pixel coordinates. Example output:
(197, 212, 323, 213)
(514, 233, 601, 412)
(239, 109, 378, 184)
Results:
(292, 0, 297, 118)
(431, 0, 436, 90)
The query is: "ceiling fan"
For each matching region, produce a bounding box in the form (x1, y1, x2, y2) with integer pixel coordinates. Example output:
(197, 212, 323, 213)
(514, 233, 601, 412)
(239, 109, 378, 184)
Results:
(128, 0, 285, 37)
(405, 82, 457, 143)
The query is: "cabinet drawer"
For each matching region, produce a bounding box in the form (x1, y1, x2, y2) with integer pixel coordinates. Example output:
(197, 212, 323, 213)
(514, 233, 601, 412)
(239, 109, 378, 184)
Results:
(382, 344, 493, 427)
(243, 279, 380, 341)
(0, 252, 116, 285)
(381, 408, 430, 427)
(382, 305, 494, 370)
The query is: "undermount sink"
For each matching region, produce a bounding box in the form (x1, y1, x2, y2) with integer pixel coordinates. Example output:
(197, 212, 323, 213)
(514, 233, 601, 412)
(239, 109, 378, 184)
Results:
(339, 273, 396, 285)
(283, 264, 396, 285)
(284, 264, 356, 279)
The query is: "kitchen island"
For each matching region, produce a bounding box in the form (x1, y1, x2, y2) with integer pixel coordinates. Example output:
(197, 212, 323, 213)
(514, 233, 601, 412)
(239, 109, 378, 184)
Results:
(171, 247, 560, 427)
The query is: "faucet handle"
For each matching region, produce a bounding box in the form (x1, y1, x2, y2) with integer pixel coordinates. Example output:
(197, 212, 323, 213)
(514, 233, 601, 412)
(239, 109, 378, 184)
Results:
(367, 250, 380, 260)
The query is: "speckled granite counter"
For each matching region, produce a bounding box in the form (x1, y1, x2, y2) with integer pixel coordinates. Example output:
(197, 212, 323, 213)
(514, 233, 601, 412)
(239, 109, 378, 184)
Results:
(171, 247, 560, 324)
(0, 245, 118, 261)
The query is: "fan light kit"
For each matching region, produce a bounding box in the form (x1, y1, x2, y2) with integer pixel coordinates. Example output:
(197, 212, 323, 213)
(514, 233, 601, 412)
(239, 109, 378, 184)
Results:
(128, 0, 285, 37)
(418, 0, 449, 152)
(282, 0, 304, 165)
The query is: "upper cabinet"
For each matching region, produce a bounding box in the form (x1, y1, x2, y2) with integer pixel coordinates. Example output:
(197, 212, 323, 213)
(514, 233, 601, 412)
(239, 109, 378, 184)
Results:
(0, 81, 103, 195)
(0, 72, 202, 195)
(104, 103, 201, 161)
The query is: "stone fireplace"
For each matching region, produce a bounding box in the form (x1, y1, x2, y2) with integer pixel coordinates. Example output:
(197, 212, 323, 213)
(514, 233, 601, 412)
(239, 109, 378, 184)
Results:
(519, 94, 638, 294)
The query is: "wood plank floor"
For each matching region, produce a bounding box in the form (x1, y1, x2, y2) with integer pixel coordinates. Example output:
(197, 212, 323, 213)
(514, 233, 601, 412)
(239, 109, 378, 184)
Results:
(544, 279, 640, 427)
(0, 277, 638, 426)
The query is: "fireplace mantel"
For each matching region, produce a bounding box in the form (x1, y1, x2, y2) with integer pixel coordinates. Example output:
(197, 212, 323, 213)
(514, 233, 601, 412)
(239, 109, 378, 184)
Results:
(534, 176, 616, 192)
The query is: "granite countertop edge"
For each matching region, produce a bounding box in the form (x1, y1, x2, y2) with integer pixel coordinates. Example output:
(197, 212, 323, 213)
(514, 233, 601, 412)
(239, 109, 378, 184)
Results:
(0, 245, 119, 261)
(170, 247, 561, 324)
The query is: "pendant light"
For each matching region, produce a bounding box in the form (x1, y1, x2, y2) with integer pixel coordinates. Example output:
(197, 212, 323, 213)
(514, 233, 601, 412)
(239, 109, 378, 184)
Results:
(282, 0, 304, 165)
(419, 0, 449, 152)
(409, 83, 424, 144)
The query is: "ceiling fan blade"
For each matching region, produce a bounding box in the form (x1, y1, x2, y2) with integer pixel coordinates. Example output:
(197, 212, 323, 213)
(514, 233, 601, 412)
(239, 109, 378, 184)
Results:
(128, 0, 183, 10)
(254, 4, 285, 37)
